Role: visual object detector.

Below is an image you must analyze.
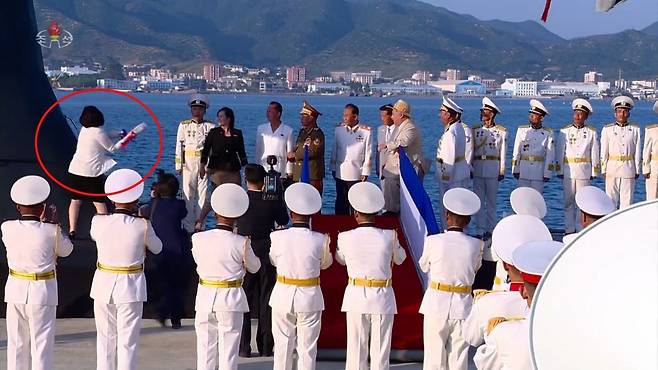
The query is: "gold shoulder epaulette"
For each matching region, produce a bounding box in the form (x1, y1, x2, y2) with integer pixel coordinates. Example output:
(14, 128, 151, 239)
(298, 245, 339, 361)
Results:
(562, 123, 572, 129)
(586, 125, 597, 131)
(518, 125, 529, 129)
(630, 123, 640, 128)
(473, 289, 490, 300)
(180, 119, 193, 125)
(462, 122, 471, 128)
(472, 124, 483, 129)
(647, 124, 658, 130)
(542, 127, 553, 132)
(360, 124, 371, 130)
(495, 124, 506, 131)
(604, 123, 615, 128)
(487, 316, 525, 335)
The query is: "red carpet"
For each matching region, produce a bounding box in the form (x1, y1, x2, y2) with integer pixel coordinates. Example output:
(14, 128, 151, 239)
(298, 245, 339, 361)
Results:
(312, 215, 424, 350)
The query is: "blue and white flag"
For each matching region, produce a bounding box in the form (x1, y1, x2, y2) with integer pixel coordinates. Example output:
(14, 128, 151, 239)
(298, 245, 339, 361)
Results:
(301, 145, 310, 184)
(399, 148, 440, 288)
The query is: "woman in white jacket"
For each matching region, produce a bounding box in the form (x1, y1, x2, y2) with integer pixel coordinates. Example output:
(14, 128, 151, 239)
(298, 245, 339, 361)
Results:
(67, 106, 122, 238)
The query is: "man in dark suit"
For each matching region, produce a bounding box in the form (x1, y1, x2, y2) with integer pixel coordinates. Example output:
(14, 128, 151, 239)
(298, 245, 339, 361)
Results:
(237, 164, 289, 357)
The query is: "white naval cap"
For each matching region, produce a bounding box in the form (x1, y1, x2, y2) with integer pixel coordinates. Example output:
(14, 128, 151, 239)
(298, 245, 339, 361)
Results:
(575, 186, 615, 217)
(512, 240, 563, 284)
(441, 97, 463, 114)
(105, 169, 144, 203)
(571, 98, 593, 114)
(611, 95, 634, 110)
(284, 182, 322, 216)
(188, 93, 209, 108)
(528, 99, 549, 116)
(348, 182, 384, 214)
(10, 175, 50, 206)
(653, 100, 658, 114)
(210, 183, 249, 218)
(491, 214, 552, 265)
(443, 187, 480, 216)
(510, 187, 547, 219)
(481, 97, 501, 114)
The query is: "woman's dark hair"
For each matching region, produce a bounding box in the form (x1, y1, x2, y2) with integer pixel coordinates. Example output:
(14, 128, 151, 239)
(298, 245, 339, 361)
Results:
(158, 173, 179, 198)
(79, 106, 104, 127)
(217, 107, 235, 130)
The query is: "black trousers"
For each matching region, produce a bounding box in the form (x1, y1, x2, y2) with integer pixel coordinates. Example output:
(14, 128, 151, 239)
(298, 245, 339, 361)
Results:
(153, 252, 185, 321)
(239, 249, 276, 356)
(473, 259, 497, 291)
(334, 178, 359, 215)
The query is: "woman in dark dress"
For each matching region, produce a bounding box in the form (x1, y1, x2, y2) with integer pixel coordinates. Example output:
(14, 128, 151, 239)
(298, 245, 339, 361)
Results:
(196, 107, 248, 230)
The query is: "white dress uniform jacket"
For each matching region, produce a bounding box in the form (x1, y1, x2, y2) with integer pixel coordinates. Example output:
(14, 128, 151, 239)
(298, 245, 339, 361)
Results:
(556, 124, 601, 179)
(336, 226, 407, 314)
(68, 127, 119, 177)
(3, 219, 73, 305)
(269, 227, 333, 312)
(436, 121, 470, 184)
(331, 123, 374, 181)
(90, 213, 162, 303)
(462, 291, 528, 347)
(600, 122, 642, 178)
(472, 123, 507, 235)
(175, 119, 216, 231)
(643, 124, 658, 200)
(463, 122, 474, 169)
(3, 218, 73, 370)
(255, 122, 294, 175)
(192, 226, 261, 370)
(192, 228, 261, 312)
(512, 125, 555, 181)
(473, 318, 531, 370)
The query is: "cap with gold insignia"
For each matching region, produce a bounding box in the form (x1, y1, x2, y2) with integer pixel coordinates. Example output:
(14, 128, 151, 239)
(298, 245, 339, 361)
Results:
(105, 169, 144, 203)
(441, 96, 463, 114)
(211, 183, 249, 218)
(481, 97, 501, 114)
(348, 181, 385, 214)
(491, 214, 552, 265)
(510, 187, 547, 219)
(300, 100, 322, 117)
(443, 187, 480, 216)
(188, 93, 209, 108)
(611, 95, 634, 110)
(285, 182, 322, 215)
(393, 99, 411, 117)
(512, 240, 563, 284)
(571, 98, 593, 115)
(379, 103, 394, 112)
(575, 186, 615, 217)
(10, 175, 50, 206)
(528, 99, 549, 116)
(653, 100, 658, 114)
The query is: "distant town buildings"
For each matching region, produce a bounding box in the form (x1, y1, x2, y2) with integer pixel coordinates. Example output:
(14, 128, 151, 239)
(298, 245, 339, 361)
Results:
(412, 70, 432, 84)
(351, 72, 375, 85)
(429, 79, 486, 95)
(203, 64, 222, 82)
(584, 71, 603, 84)
(286, 66, 306, 88)
(442, 69, 462, 81)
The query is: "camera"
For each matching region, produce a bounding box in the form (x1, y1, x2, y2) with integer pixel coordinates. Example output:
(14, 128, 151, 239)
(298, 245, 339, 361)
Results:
(263, 155, 283, 201)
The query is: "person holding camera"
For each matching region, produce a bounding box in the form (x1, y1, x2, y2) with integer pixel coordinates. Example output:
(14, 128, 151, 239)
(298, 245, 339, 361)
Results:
(139, 172, 188, 329)
(236, 163, 289, 357)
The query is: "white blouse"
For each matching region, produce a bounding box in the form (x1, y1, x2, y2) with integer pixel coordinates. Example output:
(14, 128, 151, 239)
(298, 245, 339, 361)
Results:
(68, 127, 118, 177)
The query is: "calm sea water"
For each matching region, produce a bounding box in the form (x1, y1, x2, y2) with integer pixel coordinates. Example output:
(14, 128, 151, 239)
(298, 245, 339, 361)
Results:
(55, 92, 657, 231)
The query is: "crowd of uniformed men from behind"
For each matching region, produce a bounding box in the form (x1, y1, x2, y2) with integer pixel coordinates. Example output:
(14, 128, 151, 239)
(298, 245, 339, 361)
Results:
(3, 93, 658, 370)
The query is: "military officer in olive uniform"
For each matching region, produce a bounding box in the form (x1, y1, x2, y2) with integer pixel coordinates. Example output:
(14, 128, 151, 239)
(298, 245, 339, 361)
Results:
(290, 101, 325, 195)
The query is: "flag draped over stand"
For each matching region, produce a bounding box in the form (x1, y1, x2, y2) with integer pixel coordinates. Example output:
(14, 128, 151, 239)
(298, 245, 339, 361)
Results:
(398, 148, 440, 288)
(301, 145, 310, 184)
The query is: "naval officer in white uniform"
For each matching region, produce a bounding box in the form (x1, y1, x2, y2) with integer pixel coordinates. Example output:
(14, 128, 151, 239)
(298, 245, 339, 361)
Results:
(419, 188, 483, 370)
(600, 95, 642, 209)
(562, 186, 615, 245)
(3, 176, 73, 370)
(336, 182, 407, 370)
(512, 99, 555, 194)
(556, 98, 600, 234)
(642, 101, 658, 200)
(254, 101, 295, 177)
(269, 182, 333, 370)
(192, 183, 261, 370)
(90, 169, 162, 370)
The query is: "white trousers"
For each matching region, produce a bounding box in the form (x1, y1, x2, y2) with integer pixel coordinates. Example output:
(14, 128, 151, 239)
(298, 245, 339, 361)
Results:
(563, 178, 591, 234)
(605, 176, 635, 209)
(182, 157, 209, 232)
(647, 175, 658, 200)
(473, 177, 498, 235)
(195, 311, 243, 370)
(6, 303, 56, 370)
(438, 180, 470, 229)
(272, 310, 322, 370)
(517, 179, 544, 194)
(94, 301, 143, 370)
(345, 312, 394, 370)
(422, 316, 468, 370)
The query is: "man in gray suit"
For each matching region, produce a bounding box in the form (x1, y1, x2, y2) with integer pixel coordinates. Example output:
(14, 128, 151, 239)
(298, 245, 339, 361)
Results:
(379, 99, 425, 213)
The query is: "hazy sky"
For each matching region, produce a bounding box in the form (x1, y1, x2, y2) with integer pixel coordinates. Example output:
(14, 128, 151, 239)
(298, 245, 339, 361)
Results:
(422, 0, 658, 39)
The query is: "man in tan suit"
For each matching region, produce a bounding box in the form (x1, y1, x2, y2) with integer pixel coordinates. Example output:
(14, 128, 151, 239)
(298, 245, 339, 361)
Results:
(379, 99, 425, 213)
